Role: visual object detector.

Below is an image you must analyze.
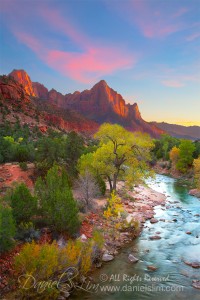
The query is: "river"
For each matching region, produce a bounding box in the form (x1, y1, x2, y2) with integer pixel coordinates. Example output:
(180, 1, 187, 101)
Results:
(72, 174, 200, 300)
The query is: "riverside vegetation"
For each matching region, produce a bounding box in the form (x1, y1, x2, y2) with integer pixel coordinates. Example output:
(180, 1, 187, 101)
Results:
(0, 122, 200, 299)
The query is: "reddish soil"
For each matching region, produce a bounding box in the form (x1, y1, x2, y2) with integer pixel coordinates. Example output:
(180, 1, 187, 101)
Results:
(0, 163, 35, 194)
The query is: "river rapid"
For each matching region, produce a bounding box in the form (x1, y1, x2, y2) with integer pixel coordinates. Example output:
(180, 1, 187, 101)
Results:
(73, 174, 200, 300)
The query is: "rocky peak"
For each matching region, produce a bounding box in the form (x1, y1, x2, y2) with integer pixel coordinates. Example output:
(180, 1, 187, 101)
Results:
(92, 80, 108, 90)
(32, 82, 48, 99)
(9, 69, 35, 96)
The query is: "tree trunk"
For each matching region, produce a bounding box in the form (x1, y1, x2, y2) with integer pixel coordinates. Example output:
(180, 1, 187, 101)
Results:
(112, 173, 118, 191)
(107, 176, 113, 193)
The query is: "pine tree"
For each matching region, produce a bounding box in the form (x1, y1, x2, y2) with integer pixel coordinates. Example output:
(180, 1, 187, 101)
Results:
(0, 203, 16, 253)
(35, 164, 80, 233)
(10, 183, 37, 224)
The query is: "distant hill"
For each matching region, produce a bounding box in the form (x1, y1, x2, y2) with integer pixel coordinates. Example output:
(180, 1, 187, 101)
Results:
(151, 122, 200, 140)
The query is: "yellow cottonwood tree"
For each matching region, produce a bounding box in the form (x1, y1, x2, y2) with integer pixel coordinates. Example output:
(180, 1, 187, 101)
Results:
(193, 157, 200, 190)
(79, 123, 154, 192)
(169, 146, 180, 169)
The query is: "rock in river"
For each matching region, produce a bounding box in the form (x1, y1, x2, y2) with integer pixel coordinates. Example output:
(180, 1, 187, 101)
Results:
(149, 236, 161, 240)
(150, 218, 158, 224)
(102, 254, 114, 262)
(147, 265, 157, 271)
(184, 261, 200, 268)
(192, 280, 200, 289)
(128, 254, 139, 263)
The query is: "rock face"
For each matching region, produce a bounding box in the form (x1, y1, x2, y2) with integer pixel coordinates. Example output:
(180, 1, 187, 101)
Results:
(63, 80, 163, 137)
(32, 82, 48, 99)
(8, 69, 164, 138)
(0, 74, 98, 134)
(9, 69, 36, 96)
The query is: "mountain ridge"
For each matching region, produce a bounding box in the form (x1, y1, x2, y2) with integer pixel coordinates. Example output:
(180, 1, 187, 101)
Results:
(8, 69, 163, 138)
(151, 122, 200, 140)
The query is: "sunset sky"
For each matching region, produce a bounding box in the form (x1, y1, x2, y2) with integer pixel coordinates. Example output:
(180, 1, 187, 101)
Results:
(0, 0, 200, 126)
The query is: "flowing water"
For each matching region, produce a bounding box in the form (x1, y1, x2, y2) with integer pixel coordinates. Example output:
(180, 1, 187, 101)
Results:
(73, 175, 200, 300)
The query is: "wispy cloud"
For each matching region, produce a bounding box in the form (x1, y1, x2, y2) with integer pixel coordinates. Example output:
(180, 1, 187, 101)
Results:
(105, 0, 191, 39)
(186, 32, 200, 42)
(9, 5, 136, 83)
(162, 80, 184, 88)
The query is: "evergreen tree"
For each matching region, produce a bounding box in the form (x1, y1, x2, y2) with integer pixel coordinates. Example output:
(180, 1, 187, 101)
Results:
(10, 183, 37, 224)
(35, 164, 79, 233)
(0, 203, 16, 253)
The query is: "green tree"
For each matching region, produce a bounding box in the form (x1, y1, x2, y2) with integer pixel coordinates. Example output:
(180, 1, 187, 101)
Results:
(36, 137, 66, 175)
(0, 203, 16, 253)
(65, 131, 85, 177)
(79, 123, 154, 192)
(35, 164, 79, 233)
(152, 134, 180, 160)
(193, 141, 200, 159)
(176, 140, 195, 173)
(10, 183, 37, 224)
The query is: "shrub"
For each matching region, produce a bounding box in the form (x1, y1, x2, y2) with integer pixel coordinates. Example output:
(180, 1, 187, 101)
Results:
(96, 175, 106, 195)
(9, 183, 38, 224)
(0, 203, 16, 253)
(15, 222, 40, 242)
(19, 162, 28, 171)
(103, 191, 124, 219)
(14, 236, 101, 298)
(35, 165, 80, 233)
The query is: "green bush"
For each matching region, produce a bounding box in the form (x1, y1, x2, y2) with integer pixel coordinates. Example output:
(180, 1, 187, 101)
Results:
(35, 164, 80, 233)
(15, 222, 40, 242)
(9, 183, 38, 224)
(19, 162, 28, 171)
(0, 203, 16, 253)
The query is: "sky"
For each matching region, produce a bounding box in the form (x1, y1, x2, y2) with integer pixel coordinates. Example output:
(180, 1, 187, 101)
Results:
(0, 0, 200, 126)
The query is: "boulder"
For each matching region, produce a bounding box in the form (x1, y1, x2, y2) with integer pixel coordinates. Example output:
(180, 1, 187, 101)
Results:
(150, 218, 158, 224)
(149, 236, 161, 240)
(80, 234, 87, 242)
(102, 254, 114, 262)
(126, 214, 133, 224)
(184, 261, 200, 268)
(147, 265, 157, 271)
(128, 254, 139, 263)
(189, 189, 200, 198)
(192, 280, 200, 289)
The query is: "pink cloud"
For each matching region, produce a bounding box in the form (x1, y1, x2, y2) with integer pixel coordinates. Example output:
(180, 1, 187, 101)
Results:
(172, 7, 189, 18)
(12, 6, 136, 83)
(14, 31, 43, 54)
(46, 47, 134, 83)
(39, 7, 90, 49)
(130, 1, 184, 38)
(107, 1, 188, 39)
(162, 80, 184, 88)
(14, 30, 135, 84)
(186, 32, 200, 42)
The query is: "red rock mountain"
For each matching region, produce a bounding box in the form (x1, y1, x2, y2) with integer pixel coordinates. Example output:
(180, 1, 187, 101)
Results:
(9, 69, 36, 97)
(0, 74, 98, 134)
(8, 69, 164, 137)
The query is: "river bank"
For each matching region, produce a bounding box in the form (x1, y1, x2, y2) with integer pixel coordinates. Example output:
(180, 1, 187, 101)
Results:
(73, 174, 200, 300)
(80, 182, 167, 264)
